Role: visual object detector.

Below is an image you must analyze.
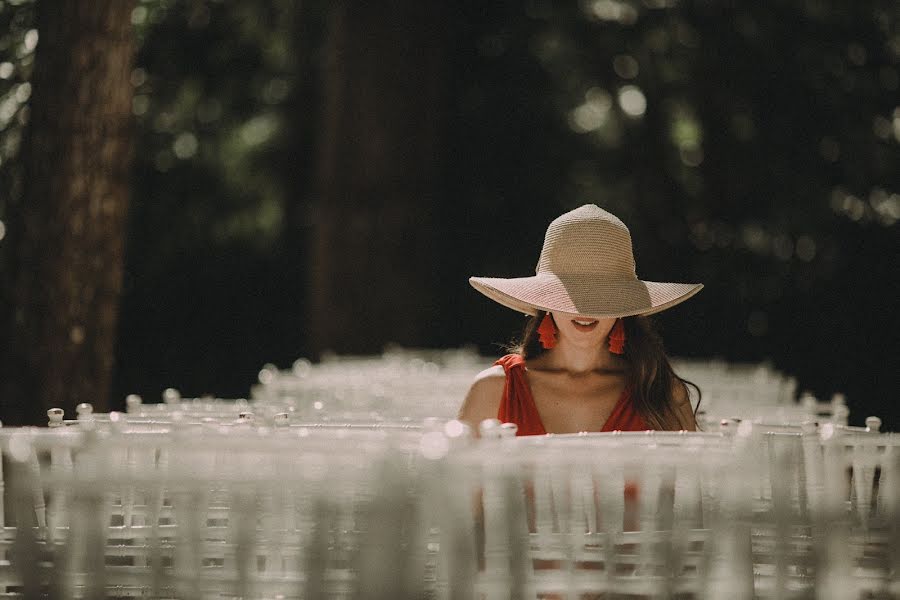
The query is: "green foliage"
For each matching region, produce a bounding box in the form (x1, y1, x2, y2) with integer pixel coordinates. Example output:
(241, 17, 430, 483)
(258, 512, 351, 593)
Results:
(0, 0, 35, 326)
(0, 0, 35, 204)
(129, 0, 302, 258)
(118, 0, 319, 401)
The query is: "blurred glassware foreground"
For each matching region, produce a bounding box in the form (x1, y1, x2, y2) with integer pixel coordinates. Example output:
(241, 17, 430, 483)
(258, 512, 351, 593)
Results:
(0, 348, 894, 599)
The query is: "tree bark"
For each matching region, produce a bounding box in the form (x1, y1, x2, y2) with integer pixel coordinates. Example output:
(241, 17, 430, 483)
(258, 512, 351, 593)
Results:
(308, 0, 448, 356)
(0, 0, 135, 425)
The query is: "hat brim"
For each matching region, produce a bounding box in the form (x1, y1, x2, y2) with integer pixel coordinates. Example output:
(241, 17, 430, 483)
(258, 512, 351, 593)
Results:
(469, 273, 702, 319)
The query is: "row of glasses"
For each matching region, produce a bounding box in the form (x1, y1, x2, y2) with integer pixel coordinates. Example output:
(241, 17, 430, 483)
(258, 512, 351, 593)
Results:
(0, 421, 464, 600)
(458, 430, 745, 599)
(251, 347, 486, 423)
(671, 357, 818, 426)
(256, 349, 846, 431)
(0, 417, 897, 599)
(461, 423, 900, 599)
(57, 349, 846, 434)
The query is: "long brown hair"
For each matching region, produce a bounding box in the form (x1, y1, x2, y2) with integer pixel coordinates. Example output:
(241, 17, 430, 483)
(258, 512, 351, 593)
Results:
(511, 311, 700, 431)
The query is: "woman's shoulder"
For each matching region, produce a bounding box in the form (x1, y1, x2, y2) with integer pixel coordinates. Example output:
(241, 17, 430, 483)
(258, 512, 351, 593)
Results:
(668, 377, 697, 431)
(456, 361, 508, 426)
(468, 362, 507, 396)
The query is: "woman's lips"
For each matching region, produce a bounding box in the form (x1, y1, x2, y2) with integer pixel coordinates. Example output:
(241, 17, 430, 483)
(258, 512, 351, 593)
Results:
(571, 319, 599, 332)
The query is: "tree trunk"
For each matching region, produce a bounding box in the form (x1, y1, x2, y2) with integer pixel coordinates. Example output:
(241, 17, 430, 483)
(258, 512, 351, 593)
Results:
(0, 0, 135, 426)
(308, 0, 448, 356)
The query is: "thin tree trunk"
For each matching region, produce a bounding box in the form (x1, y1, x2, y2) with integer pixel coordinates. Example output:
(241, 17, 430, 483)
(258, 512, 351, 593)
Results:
(0, 0, 135, 425)
(308, 0, 448, 356)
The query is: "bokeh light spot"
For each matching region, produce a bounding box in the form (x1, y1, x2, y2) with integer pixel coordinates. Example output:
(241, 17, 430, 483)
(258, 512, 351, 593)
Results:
(603, 0, 638, 24)
(872, 115, 892, 140)
(419, 431, 450, 460)
(132, 95, 150, 116)
(14, 82, 31, 103)
(740, 223, 770, 255)
(173, 132, 199, 159)
(617, 85, 646, 117)
(772, 234, 793, 261)
(131, 6, 148, 25)
(0, 62, 13, 79)
(795, 236, 816, 261)
(239, 114, 279, 146)
(586, 87, 612, 107)
(23, 29, 38, 52)
(836, 193, 866, 221)
(613, 54, 639, 79)
(689, 222, 713, 251)
(569, 87, 612, 133)
(869, 188, 900, 226)
(0, 97, 19, 126)
(292, 358, 312, 377)
(893, 107, 900, 142)
(262, 78, 290, 104)
(679, 146, 703, 167)
(130, 68, 147, 87)
(670, 108, 702, 151)
(153, 111, 176, 133)
(258, 365, 277, 385)
(70, 325, 85, 345)
(847, 43, 867, 66)
(444, 419, 467, 438)
(571, 103, 606, 132)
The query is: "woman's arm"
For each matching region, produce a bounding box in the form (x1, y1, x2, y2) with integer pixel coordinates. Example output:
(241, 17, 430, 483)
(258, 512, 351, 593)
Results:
(671, 379, 698, 431)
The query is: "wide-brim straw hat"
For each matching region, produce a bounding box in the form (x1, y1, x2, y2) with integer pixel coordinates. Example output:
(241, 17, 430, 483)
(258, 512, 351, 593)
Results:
(470, 204, 703, 319)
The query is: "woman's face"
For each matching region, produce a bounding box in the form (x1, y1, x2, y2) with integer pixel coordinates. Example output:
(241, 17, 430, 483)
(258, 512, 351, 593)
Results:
(551, 312, 617, 349)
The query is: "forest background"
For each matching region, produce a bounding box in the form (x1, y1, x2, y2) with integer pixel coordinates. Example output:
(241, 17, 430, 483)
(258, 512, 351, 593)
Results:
(0, 0, 896, 429)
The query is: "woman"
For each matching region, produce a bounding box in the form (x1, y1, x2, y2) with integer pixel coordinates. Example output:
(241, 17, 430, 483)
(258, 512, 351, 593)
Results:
(459, 204, 702, 434)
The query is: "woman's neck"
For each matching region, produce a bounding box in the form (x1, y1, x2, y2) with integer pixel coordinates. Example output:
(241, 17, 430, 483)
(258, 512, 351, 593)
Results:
(540, 342, 623, 375)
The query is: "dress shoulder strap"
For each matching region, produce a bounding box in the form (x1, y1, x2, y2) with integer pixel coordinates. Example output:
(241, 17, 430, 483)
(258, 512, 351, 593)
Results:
(494, 353, 526, 372)
(494, 354, 546, 436)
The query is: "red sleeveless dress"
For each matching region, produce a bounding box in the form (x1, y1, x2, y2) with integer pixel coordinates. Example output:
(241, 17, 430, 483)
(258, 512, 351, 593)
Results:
(495, 353, 647, 435)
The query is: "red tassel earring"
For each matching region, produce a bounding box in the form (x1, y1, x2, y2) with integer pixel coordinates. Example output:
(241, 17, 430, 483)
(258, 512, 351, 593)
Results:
(608, 318, 626, 354)
(537, 313, 557, 349)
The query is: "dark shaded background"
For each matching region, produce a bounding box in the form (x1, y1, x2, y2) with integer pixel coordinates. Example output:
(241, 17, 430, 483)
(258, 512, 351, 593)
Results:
(0, 0, 897, 429)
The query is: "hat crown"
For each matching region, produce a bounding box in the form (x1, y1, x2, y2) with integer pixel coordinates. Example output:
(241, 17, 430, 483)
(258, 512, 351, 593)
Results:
(535, 204, 636, 278)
